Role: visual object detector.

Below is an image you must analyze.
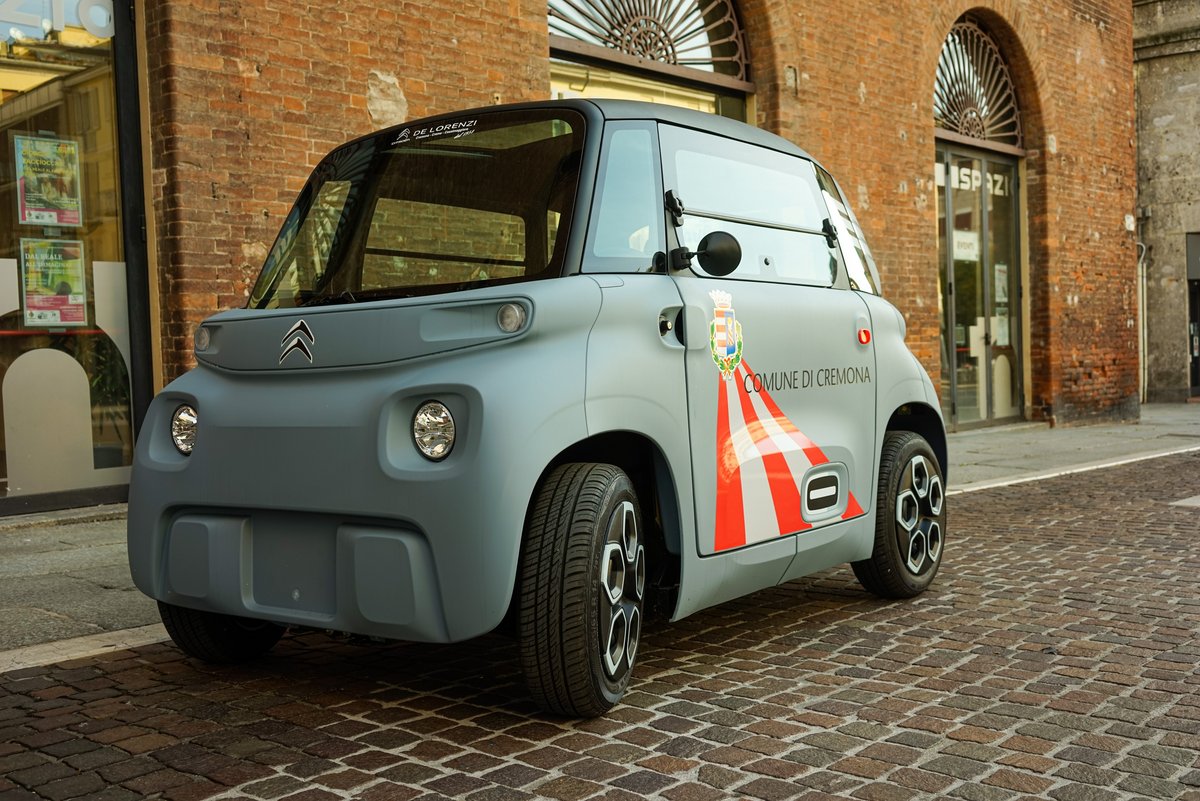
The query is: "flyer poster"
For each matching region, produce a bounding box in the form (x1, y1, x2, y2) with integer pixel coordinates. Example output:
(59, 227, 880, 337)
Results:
(20, 238, 87, 328)
(14, 135, 83, 227)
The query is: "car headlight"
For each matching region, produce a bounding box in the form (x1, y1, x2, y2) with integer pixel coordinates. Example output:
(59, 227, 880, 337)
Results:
(171, 404, 198, 455)
(413, 401, 455, 461)
(194, 325, 211, 352)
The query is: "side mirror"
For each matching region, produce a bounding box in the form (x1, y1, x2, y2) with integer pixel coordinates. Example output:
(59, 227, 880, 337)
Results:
(694, 231, 741, 277)
(671, 231, 742, 275)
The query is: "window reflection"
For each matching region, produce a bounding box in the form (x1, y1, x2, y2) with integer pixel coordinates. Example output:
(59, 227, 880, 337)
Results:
(0, 22, 131, 497)
(587, 128, 662, 270)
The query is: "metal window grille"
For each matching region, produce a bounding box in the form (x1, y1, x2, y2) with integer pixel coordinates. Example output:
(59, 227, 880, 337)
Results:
(548, 0, 749, 81)
(934, 19, 1022, 147)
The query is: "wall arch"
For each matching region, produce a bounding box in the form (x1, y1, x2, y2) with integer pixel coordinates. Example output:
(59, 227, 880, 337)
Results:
(926, 5, 1056, 424)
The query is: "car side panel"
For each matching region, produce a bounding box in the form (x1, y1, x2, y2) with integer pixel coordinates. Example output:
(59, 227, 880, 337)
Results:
(861, 293, 946, 453)
(582, 274, 694, 545)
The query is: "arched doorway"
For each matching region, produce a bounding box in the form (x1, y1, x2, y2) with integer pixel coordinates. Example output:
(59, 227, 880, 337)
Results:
(547, 0, 753, 121)
(934, 17, 1025, 429)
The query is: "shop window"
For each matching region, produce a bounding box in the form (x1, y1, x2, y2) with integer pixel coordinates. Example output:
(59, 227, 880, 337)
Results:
(0, 8, 132, 499)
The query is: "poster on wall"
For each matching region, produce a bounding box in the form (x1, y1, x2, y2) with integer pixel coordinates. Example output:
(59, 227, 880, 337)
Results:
(20, 238, 87, 327)
(13, 135, 83, 227)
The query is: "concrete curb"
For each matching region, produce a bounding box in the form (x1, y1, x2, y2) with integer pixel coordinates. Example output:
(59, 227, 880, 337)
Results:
(948, 442, 1200, 495)
(0, 503, 128, 533)
(0, 624, 167, 673)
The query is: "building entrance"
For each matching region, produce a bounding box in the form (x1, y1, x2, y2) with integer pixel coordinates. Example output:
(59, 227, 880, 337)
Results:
(1190, 280, 1200, 398)
(936, 146, 1021, 428)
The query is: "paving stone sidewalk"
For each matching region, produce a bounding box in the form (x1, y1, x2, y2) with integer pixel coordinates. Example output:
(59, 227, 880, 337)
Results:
(2, 451, 1198, 800)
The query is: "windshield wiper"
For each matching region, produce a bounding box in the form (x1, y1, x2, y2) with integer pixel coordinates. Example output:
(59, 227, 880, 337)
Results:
(301, 289, 357, 308)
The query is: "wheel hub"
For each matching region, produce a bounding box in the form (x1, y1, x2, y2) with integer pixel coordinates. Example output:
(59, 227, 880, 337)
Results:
(894, 454, 943, 576)
(599, 500, 644, 678)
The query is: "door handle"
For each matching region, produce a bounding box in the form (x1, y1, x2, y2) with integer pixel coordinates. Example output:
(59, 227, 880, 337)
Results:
(659, 310, 685, 345)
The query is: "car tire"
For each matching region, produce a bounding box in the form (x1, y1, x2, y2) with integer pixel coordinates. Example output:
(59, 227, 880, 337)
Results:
(518, 463, 645, 717)
(158, 601, 284, 663)
(852, 431, 946, 599)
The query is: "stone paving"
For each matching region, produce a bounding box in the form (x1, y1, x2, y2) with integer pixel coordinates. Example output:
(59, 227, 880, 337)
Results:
(2, 453, 1199, 800)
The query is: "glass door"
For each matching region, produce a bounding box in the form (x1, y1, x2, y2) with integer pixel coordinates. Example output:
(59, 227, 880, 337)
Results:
(936, 147, 1022, 428)
(987, 161, 1019, 418)
(1190, 280, 1200, 398)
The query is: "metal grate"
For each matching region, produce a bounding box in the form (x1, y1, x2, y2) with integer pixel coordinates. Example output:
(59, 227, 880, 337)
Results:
(934, 19, 1022, 147)
(548, 0, 748, 81)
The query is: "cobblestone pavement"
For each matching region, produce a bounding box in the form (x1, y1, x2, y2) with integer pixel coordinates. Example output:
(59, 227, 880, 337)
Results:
(3, 454, 1199, 801)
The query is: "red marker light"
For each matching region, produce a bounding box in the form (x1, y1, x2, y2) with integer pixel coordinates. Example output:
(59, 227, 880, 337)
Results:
(857, 328, 871, 346)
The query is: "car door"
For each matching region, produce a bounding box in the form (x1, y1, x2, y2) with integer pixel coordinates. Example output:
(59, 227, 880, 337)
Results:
(659, 124, 877, 558)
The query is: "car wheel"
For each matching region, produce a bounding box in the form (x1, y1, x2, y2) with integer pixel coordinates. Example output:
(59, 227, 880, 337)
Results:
(518, 463, 645, 717)
(852, 431, 945, 599)
(158, 601, 284, 663)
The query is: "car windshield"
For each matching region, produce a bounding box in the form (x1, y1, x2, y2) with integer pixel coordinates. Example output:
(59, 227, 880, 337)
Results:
(248, 109, 586, 309)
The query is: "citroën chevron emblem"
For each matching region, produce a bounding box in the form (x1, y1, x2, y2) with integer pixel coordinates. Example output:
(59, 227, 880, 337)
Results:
(279, 319, 315, 365)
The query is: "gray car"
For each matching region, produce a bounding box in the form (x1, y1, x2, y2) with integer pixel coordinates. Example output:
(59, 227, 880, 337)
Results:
(128, 99, 947, 717)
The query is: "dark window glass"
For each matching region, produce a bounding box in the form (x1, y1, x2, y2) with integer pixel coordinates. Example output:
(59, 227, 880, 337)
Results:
(249, 110, 585, 309)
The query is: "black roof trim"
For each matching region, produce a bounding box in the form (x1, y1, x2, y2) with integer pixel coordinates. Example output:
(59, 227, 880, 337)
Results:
(352, 98, 815, 164)
(582, 99, 814, 161)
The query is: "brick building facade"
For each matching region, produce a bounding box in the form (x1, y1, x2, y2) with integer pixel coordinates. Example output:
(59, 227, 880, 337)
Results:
(142, 0, 1138, 427)
(0, 0, 1139, 511)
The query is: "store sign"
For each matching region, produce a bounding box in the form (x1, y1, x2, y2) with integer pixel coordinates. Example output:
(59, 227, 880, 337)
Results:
(934, 161, 1011, 197)
(0, 0, 114, 40)
(953, 230, 980, 262)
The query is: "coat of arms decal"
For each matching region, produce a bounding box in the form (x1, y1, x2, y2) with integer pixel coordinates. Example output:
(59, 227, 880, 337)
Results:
(709, 290, 743, 380)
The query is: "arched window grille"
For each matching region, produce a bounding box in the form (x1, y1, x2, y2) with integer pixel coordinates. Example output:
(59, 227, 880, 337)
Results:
(548, 0, 751, 92)
(934, 19, 1022, 148)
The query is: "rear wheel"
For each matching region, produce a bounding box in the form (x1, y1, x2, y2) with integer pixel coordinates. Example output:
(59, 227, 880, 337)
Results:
(852, 431, 945, 598)
(158, 601, 284, 663)
(518, 463, 645, 717)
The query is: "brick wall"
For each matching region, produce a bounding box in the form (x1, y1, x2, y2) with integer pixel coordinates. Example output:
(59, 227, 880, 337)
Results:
(144, 0, 1138, 424)
(740, 0, 1137, 424)
(144, 0, 549, 379)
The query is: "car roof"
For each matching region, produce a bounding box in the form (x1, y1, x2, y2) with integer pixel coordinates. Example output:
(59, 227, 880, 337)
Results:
(357, 98, 817, 165)
(581, 98, 815, 162)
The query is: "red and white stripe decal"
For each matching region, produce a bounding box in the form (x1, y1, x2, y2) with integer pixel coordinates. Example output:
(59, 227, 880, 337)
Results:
(713, 357, 863, 552)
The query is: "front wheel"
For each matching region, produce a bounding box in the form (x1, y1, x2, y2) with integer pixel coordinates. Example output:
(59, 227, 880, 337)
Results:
(518, 463, 646, 717)
(852, 431, 945, 598)
(158, 601, 284, 663)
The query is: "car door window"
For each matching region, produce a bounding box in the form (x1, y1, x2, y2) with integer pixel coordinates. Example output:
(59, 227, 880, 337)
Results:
(584, 124, 664, 273)
(661, 125, 837, 287)
(815, 165, 881, 294)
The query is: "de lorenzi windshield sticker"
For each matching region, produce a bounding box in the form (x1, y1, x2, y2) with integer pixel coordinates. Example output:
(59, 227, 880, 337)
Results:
(391, 118, 478, 145)
(710, 291, 864, 552)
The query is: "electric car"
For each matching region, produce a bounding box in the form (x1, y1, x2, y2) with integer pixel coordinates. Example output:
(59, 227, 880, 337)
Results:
(128, 99, 947, 717)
